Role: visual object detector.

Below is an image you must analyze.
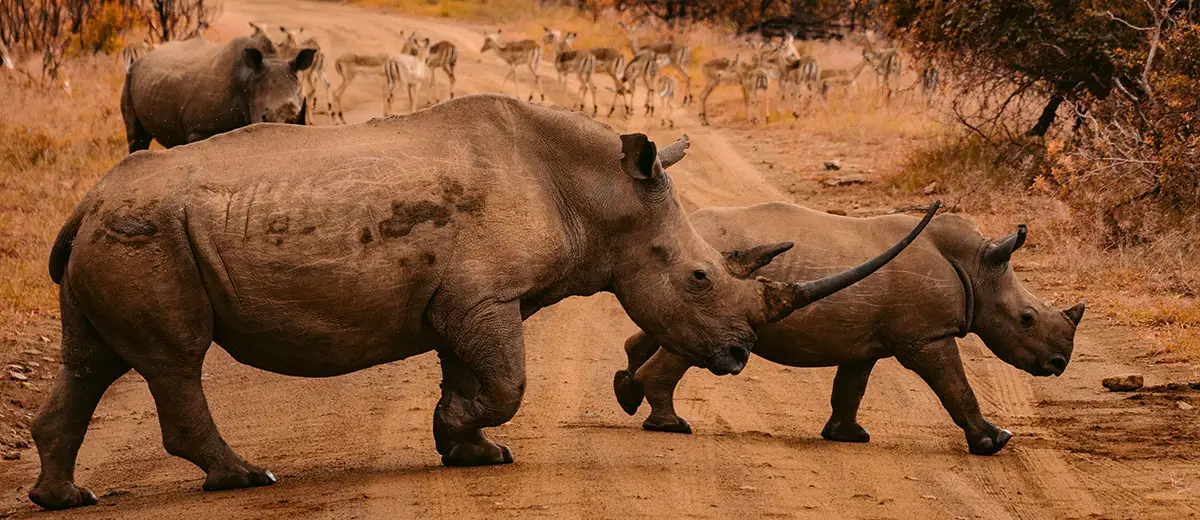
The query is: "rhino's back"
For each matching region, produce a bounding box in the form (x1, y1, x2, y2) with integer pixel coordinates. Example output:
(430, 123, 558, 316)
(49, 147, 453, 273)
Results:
(692, 202, 968, 365)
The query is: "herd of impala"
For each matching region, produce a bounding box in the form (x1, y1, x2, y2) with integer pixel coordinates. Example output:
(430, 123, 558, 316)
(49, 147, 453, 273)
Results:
(101, 18, 941, 127)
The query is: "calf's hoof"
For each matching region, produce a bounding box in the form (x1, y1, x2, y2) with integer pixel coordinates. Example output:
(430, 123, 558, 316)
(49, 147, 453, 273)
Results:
(967, 427, 1012, 456)
(643, 415, 692, 434)
(202, 464, 277, 491)
(613, 370, 645, 415)
(29, 481, 98, 510)
(821, 420, 870, 443)
(442, 441, 514, 467)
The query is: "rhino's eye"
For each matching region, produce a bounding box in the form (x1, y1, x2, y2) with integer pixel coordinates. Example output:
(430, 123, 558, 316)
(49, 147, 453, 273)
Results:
(692, 270, 707, 281)
(1020, 309, 1036, 327)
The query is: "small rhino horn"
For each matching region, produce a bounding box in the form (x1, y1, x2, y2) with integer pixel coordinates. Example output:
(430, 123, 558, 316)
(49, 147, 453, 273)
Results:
(1064, 301, 1086, 326)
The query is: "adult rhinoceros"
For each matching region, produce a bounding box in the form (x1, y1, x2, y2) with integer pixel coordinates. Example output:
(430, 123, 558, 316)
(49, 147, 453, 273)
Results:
(120, 26, 315, 152)
(30, 95, 936, 510)
(614, 202, 1085, 455)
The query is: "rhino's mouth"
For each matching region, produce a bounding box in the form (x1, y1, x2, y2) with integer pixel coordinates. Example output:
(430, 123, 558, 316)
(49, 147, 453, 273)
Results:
(702, 340, 755, 376)
(1028, 354, 1069, 377)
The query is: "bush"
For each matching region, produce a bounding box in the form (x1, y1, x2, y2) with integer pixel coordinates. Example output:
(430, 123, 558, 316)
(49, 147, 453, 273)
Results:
(1044, 23, 1200, 250)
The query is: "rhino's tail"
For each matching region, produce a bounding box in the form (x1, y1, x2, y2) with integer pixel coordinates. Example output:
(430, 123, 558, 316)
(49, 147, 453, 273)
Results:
(49, 204, 86, 285)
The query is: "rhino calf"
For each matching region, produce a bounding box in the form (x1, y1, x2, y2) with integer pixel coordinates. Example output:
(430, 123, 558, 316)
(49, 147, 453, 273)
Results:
(614, 202, 1085, 455)
(120, 24, 315, 152)
(29, 95, 935, 510)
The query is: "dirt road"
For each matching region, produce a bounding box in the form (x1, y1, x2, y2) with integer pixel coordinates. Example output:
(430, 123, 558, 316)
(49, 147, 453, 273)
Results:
(2, 1, 1199, 518)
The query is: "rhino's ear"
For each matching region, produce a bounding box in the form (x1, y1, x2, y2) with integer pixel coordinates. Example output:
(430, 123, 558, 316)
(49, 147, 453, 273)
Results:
(725, 242, 794, 278)
(984, 224, 1027, 265)
(249, 22, 267, 37)
(291, 48, 317, 72)
(619, 133, 664, 181)
(244, 48, 265, 72)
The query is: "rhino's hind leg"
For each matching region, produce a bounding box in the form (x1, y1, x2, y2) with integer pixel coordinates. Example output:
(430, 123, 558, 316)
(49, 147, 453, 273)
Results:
(29, 280, 130, 510)
(897, 338, 1013, 456)
(821, 358, 877, 443)
(146, 375, 277, 490)
(76, 234, 276, 491)
(431, 300, 525, 467)
(636, 348, 693, 434)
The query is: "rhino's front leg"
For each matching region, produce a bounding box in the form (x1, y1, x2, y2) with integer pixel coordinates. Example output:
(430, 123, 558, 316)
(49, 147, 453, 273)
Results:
(896, 338, 1012, 455)
(431, 300, 525, 466)
(613, 331, 659, 415)
(636, 348, 694, 434)
(821, 358, 877, 443)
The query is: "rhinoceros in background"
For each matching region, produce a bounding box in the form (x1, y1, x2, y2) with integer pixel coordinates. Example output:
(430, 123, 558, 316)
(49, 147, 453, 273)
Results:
(614, 202, 1085, 455)
(30, 95, 936, 510)
(120, 25, 315, 152)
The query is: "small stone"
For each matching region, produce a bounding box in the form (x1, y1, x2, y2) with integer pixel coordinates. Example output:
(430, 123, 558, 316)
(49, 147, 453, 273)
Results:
(21, 349, 41, 356)
(737, 485, 757, 491)
(921, 494, 938, 500)
(2, 451, 19, 461)
(8, 371, 28, 382)
(827, 208, 847, 216)
(821, 174, 869, 187)
(1102, 375, 1144, 392)
(922, 182, 941, 195)
(39, 335, 50, 343)
(823, 160, 841, 171)
(1177, 401, 1193, 411)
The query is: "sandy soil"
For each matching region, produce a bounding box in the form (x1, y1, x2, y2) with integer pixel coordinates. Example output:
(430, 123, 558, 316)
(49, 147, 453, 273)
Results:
(2, 0, 1199, 518)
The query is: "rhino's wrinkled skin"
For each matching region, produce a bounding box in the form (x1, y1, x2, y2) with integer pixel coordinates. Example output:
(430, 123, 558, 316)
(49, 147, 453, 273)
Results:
(615, 202, 1085, 455)
(120, 30, 315, 152)
(30, 95, 932, 510)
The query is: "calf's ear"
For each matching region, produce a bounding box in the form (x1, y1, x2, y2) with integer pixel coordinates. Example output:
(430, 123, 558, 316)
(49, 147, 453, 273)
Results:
(984, 224, 1027, 265)
(725, 242, 794, 278)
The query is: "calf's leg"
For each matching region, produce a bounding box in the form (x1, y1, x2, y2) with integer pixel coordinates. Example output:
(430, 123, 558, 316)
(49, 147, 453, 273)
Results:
(613, 331, 656, 414)
(896, 338, 1012, 455)
(635, 348, 693, 434)
(820, 358, 876, 443)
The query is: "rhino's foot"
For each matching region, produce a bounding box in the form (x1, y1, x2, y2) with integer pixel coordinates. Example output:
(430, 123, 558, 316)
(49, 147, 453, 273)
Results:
(967, 426, 1012, 456)
(202, 463, 277, 491)
(642, 414, 692, 434)
(820, 420, 870, 443)
(442, 439, 514, 467)
(28, 481, 98, 510)
(613, 370, 645, 416)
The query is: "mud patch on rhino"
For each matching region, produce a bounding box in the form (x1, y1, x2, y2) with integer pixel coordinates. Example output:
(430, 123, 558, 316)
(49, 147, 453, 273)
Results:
(375, 178, 486, 240)
(93, 206, 159, 245)
(267, 216, 289, 234)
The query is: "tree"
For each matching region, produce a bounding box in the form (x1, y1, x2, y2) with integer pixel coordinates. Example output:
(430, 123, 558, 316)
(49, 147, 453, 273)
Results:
(877, 0, 1153, 136)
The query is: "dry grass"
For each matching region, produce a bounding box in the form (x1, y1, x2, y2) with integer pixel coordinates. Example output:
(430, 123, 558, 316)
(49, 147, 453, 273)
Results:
(0, 55, 127, 343)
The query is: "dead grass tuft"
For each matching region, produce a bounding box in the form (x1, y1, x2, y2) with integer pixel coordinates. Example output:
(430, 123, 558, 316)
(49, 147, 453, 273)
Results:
(0, 55, 126, 333)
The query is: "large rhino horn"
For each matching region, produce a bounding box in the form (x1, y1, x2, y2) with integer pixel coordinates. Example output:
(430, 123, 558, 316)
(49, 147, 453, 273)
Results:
(759, 201, 941, 324)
